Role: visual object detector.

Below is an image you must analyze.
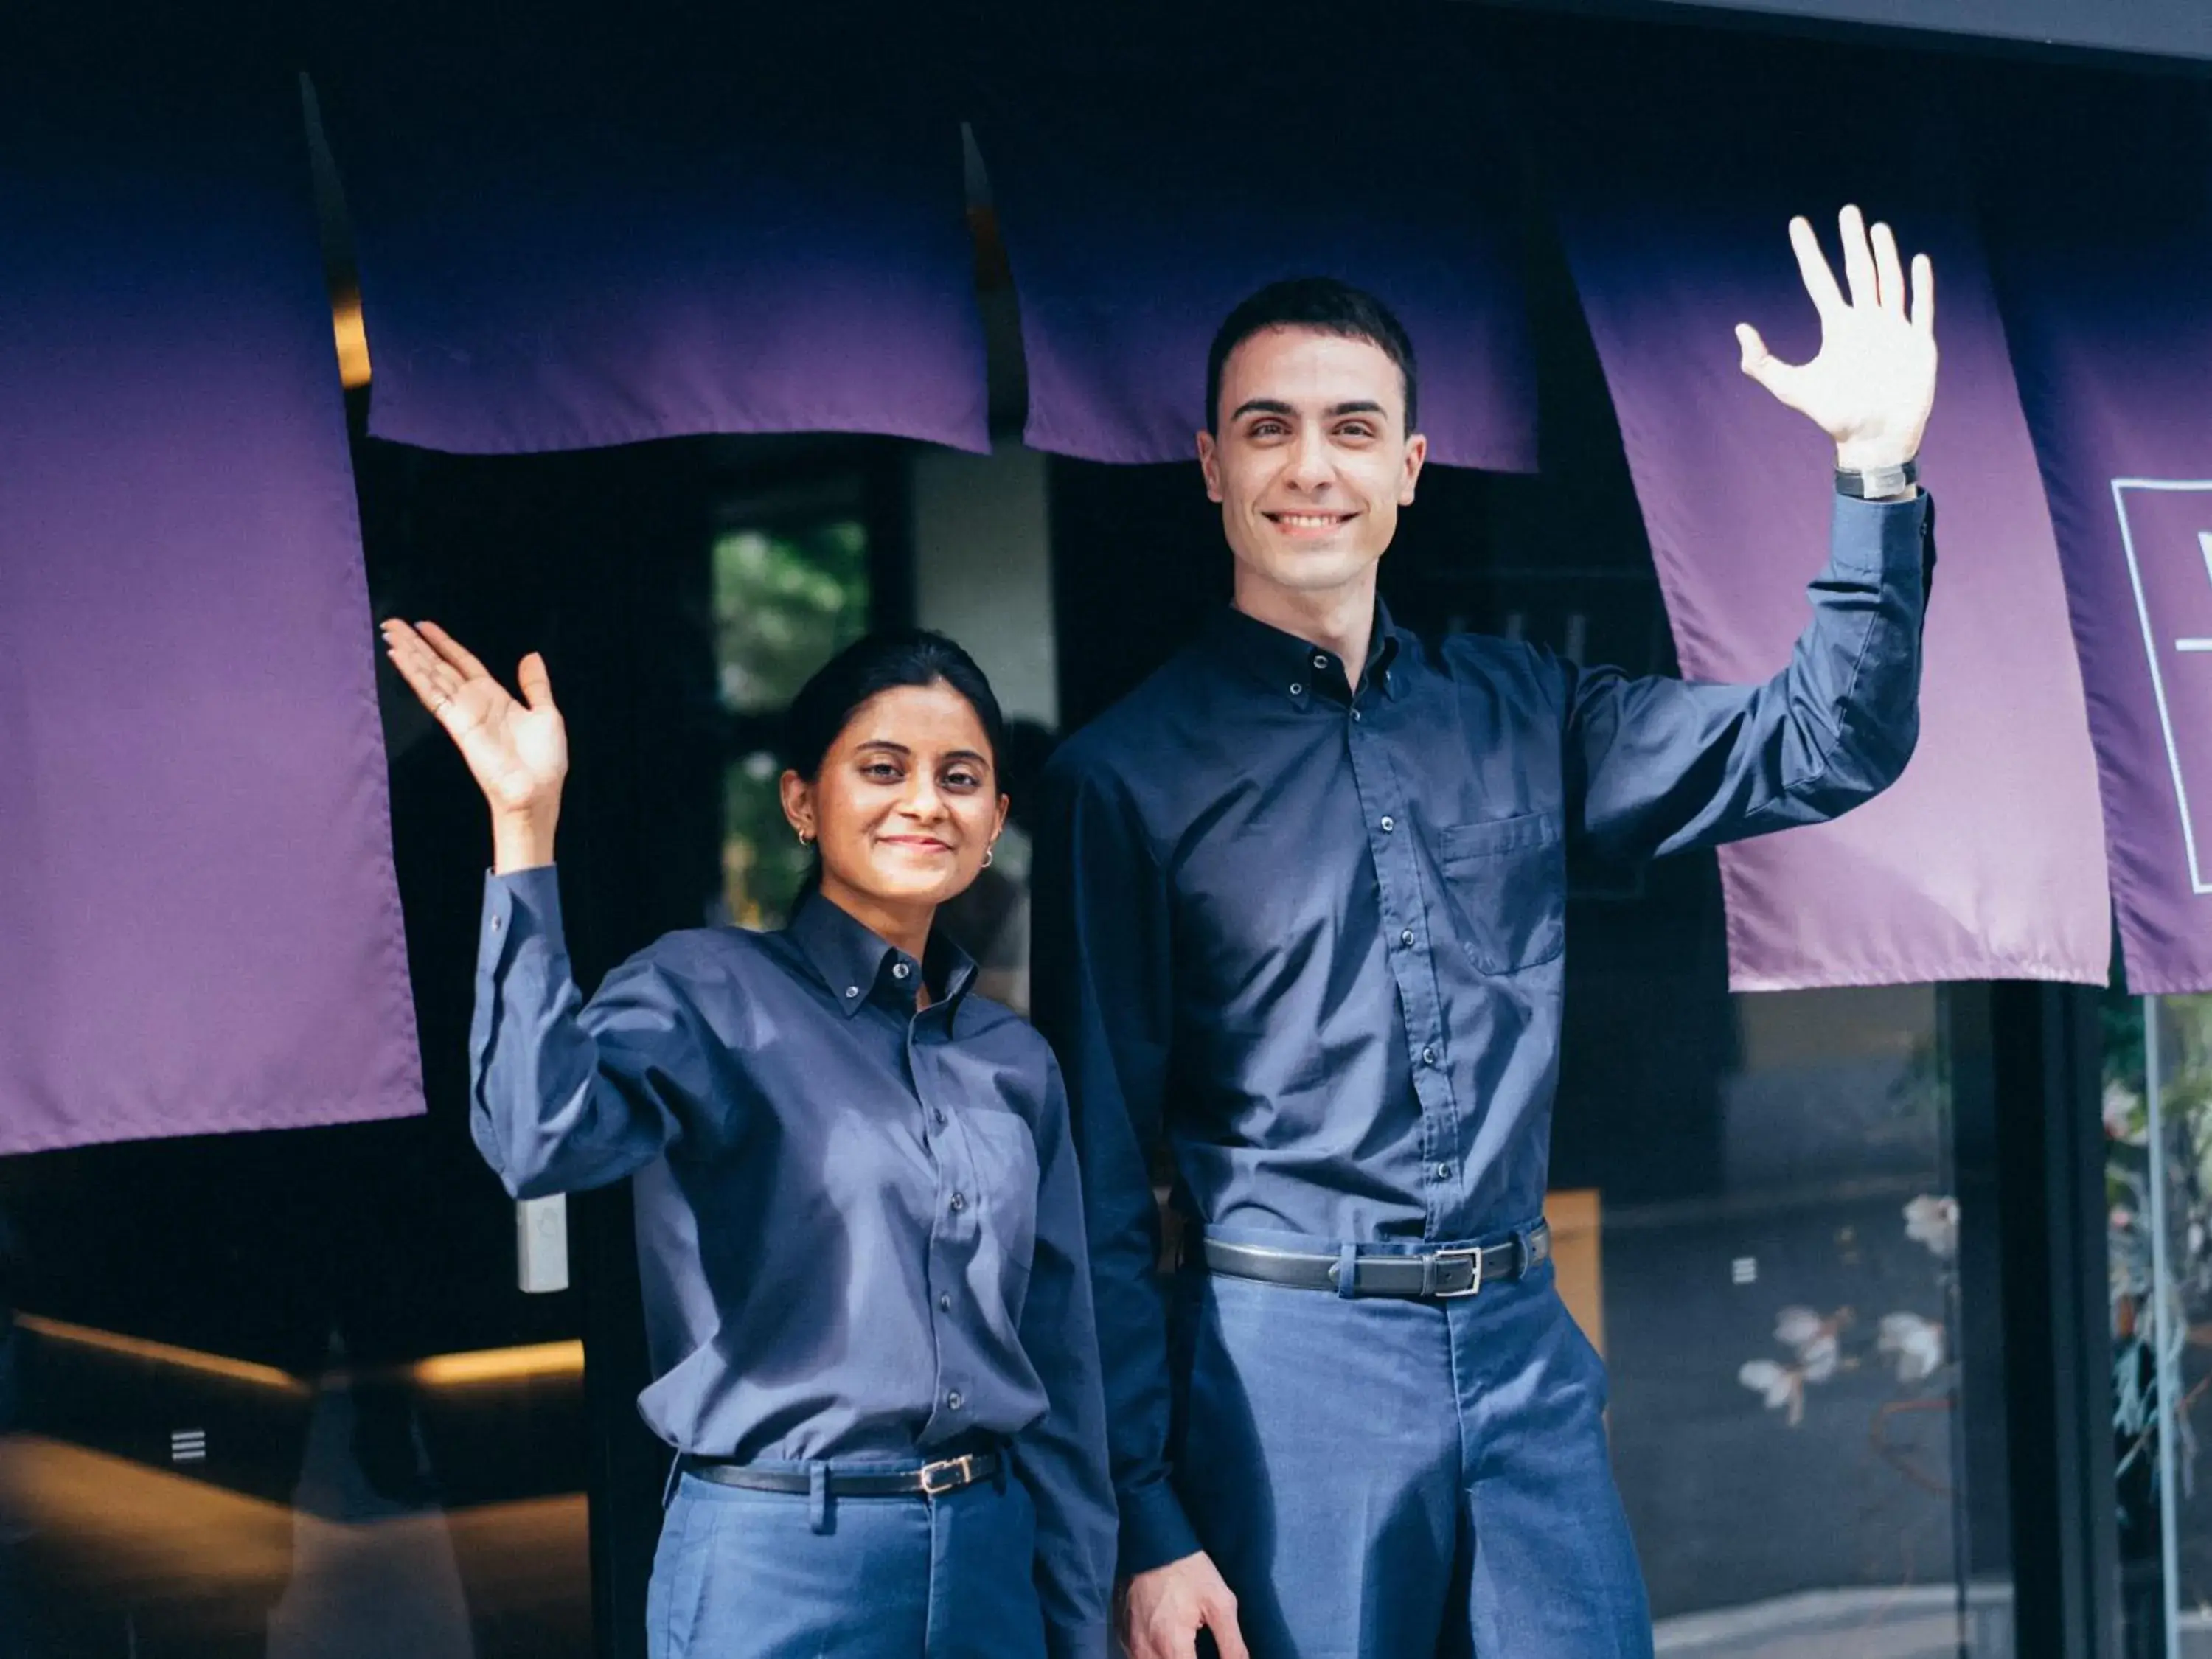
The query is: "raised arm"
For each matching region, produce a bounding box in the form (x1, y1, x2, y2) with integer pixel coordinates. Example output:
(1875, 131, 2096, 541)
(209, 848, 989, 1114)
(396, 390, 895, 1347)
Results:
(1568, 206, 1940, 859)
(384, 619, 712, 1195)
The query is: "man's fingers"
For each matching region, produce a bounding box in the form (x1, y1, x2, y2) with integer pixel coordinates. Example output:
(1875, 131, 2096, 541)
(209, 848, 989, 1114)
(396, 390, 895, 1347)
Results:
(1838, 204, 1877, 310)
(1910, 251, 1936, 337)
(416, 619, 493, 684)
(1871, 221, 1906, 316)
(516, 652, 556, 713)
(1735, 324, 1803, 401)
(1787, 215, 1846, 319)
(1206, 1602, 1251, 1659)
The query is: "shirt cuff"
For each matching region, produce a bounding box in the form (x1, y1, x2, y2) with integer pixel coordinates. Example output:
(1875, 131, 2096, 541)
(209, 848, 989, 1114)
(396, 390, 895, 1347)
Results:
(1827, 489, 1933, 581)
(1118, 1477, 1203, 1577)
(478, 864, 566, 978)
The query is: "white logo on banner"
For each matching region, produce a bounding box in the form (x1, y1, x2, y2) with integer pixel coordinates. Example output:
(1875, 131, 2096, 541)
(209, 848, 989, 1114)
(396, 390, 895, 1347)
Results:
(2114, 479, 2212, 893)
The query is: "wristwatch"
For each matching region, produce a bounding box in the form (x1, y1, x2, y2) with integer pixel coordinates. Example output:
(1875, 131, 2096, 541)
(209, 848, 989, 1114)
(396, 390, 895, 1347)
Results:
(1834, 456, 1919, 499)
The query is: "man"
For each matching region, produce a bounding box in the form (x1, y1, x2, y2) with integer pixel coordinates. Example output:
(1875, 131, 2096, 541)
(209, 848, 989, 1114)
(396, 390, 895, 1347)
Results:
(1032, 207, 1937, 1659)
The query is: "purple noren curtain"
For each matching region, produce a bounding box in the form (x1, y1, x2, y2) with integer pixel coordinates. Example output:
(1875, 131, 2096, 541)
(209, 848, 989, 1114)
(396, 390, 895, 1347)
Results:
(1973, 69, 2212, 994)
(1517, 20, 2110, 990)
(316, 10, 988, 456)
(0, 46, 424, 1152)
(975, 10, 1535, 471)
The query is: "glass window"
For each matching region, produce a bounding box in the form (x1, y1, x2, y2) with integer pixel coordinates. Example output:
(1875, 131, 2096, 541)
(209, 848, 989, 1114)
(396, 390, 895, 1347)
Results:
(2108, 990, 2212, 1655)
(710, 508, 872, 933)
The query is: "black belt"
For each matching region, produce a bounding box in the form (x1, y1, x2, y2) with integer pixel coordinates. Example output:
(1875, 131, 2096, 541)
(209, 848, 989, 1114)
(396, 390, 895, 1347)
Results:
(1201, 1222, 1550, 1299)
(678, 1448, 1001, 1498)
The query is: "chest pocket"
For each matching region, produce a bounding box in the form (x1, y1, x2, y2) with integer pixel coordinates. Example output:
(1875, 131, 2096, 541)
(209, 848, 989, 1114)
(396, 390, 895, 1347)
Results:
(956, 1107, 1041, 1300)
(1436, 812, 1566, 974)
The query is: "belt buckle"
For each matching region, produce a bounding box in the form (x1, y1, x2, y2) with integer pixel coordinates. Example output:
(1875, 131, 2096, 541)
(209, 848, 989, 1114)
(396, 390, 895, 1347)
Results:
(1429, 1247, 1484, 1298)
(918, 1453, 975, 1496)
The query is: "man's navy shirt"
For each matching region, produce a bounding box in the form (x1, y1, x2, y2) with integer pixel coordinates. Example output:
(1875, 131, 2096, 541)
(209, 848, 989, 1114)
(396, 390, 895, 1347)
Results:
(471, 872, 1115, 1656)
(1032, 493, 1935, 1571)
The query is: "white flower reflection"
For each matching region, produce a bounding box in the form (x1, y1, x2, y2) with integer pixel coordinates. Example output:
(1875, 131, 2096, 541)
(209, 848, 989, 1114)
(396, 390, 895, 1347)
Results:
(2104, 1080, 2147, 1146)
(1878, 1312, 1946, 1383)
(1902, 1194, 1958, 1259)
(1773, 1305, 1842, 1381)
(1737, 1359, 1804, 1425)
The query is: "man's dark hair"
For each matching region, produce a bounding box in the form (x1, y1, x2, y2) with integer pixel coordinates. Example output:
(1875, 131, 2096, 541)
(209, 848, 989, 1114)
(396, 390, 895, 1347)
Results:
(1205, 276, 1419, 437)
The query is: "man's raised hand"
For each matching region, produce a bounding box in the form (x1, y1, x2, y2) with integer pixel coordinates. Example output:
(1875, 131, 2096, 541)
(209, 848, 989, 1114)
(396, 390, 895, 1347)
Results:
(1736, 204, 1938, 475)
(381, 619, 567, 872)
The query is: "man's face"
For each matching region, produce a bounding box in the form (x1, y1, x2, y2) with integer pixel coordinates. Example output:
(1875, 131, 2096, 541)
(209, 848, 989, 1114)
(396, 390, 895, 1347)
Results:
(1197, 327, 1427, 603)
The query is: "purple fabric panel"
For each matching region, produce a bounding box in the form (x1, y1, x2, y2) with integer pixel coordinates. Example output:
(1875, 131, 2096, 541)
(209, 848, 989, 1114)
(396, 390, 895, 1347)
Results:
(317, 12, 986, 456)
(976, 12, 1534, 470)
(1972, 72, 2212, 993)
(0, 57, 424, 1152)
(1515, 21, 2109, 990)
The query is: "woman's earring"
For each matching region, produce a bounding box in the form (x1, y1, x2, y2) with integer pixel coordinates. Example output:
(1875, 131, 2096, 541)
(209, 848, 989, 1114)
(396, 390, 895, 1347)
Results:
(981, 844, 995, 869)
(796, 828, 813, 848)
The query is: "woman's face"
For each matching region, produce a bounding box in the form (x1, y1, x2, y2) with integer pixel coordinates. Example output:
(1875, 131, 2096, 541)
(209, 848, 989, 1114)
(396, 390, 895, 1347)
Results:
(782, 681, 1007, 916)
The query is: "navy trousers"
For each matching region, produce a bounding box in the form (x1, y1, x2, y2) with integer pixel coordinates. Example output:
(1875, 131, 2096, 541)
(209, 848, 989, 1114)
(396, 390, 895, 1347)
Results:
(646, 1458, 1047, 1658)
(1172, 1244, 1654, 1659)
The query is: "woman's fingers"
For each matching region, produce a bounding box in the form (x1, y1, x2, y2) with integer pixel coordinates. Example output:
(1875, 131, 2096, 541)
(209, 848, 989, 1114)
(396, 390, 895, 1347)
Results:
(380, 619, 463, 714)
(515, 651, 557, 713)
(415, 619, 494, 684)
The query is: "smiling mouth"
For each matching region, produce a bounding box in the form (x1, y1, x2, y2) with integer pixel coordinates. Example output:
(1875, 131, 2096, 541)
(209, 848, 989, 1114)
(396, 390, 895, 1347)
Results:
(1265, 511, 1356, 532)
(880, 835, 953, 854)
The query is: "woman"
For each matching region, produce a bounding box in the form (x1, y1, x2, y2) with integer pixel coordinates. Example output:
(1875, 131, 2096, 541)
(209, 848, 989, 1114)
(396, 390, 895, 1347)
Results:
(381, 619, 1113, 1659)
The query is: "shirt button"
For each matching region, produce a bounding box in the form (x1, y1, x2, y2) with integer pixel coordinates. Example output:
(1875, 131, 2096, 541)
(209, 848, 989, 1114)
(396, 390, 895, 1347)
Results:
(1399, 928, 1416, 947)
(489, 915, 501, 933)
(950, 1192, 966, 1212)
(947, 1391, 963, 1411)
(1289, 682, 1303, 697)
(1422, 1046, 1439, 1066)
(1434, 1162, 1453, 1180)
(933, 1109, 947, 1129)
(1380, 815, 1395, 833)
(1351, 709, 1363, 723)
(1312, 653, 1329, 669)
(939, 1293, 952, 1312)
(893, 962, 911, 980)
(844, 986, 860, 999)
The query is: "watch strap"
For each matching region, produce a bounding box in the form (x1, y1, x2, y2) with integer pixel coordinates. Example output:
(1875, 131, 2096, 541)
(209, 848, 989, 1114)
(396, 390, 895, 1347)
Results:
(1834, 456, 1919, 498)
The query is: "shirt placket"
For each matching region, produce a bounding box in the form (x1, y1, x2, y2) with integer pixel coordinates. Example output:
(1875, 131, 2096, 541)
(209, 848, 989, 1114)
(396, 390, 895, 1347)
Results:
(1344, 698, 1461, 1240)
(908, 1012, 973, 1438)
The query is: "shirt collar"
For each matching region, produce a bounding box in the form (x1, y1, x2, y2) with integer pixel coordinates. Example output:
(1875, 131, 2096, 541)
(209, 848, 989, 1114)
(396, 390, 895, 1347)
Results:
(787, 889, 978, 1022)
(1202, 599, 1408, 703)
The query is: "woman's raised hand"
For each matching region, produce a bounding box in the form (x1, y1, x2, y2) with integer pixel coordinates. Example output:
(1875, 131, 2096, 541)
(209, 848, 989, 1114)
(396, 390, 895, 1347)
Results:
(382, 619, 567, 871)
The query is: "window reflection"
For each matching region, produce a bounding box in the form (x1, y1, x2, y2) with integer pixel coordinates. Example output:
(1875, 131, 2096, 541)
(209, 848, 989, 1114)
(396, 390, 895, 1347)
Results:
(711, 512, 871, 933)
(2110, 991, 2212, 1654)
(1588, 984, 1972, 1652)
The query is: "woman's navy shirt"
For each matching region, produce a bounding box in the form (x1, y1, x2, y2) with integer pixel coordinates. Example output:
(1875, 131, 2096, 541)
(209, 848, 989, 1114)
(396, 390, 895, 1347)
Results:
(470, 870, 1113, 1656)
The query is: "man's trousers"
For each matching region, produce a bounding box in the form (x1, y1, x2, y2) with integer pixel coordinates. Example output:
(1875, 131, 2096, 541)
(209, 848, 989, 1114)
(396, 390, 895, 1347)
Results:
(1170, 1243, 1655, 1658)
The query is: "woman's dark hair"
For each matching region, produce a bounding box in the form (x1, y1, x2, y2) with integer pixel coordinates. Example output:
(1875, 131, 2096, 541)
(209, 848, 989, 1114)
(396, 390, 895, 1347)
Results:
(783, 628, 1007, 784)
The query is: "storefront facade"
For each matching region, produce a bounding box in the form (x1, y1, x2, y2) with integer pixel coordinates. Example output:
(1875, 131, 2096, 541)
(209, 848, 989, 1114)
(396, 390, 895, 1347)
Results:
(5, 4, 2212, 1657)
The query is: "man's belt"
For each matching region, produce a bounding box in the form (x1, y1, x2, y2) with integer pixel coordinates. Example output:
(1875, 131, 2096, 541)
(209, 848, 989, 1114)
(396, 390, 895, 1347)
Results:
(678, 1448, 1000, 1498)
(1200, 1222, 1551, 1300)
